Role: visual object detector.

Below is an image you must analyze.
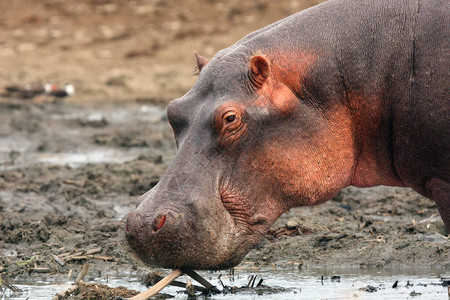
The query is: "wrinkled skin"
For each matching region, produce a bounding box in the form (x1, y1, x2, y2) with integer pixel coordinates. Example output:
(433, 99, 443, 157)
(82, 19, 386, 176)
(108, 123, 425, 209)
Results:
(126, 0, 449, 270)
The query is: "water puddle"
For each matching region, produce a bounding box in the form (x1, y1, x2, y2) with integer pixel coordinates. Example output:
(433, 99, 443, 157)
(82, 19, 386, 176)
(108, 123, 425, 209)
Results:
(36, 149, 140, 166)
(3, 267, 449, 299)
(0, 148, 144, 170)
(0, 103, 169, 171)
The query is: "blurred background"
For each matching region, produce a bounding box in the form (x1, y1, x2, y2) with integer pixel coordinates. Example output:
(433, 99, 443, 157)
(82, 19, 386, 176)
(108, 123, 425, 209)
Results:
(0, 0, 322, 103)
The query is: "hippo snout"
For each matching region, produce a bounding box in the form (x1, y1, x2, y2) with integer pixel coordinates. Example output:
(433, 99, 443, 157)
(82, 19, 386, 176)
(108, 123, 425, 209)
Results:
(125, 194, 252, 270)
(125, 209, 177, 245)
(125, 207, 206, 268)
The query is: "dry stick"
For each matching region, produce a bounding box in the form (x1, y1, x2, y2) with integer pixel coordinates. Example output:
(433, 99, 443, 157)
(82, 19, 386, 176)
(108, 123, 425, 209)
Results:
(249, 275, 257, 288)
(149, 273, 207, 291)
(246, 275, 254, 288)
(164, 279, 206, 292)
(52, 263, 90, 300)
(419, 213, 439, 224)
(63, 179, 85, 187)
(59, 252, 74, 258)
(85, 247, 102, 255)
(182, 269, 216, 289)
(61, 251, 83, 260)
(52, 285, 78, 300)
(62, 248, 103, 262)
(75, 263, 90, 284)
(66, 254, 114, 262)
(52, 254, 65, 266)
(29, 267, 52, 274)
(67, 269, 73, 280)
(128, 269, 183, 300)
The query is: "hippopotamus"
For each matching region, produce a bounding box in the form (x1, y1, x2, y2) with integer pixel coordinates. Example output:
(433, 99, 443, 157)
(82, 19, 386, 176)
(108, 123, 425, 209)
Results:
(126, 0, 449, 270)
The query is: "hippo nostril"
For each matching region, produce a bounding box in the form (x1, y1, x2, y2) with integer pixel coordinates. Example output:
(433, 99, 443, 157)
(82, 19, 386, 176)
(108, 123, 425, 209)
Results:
(151, 214, 166, 232)
(126, 220, 130, 233)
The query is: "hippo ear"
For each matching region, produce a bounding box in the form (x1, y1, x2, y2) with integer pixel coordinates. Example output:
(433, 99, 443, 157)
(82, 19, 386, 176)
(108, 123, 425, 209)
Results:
(194, 51, 209, 72)
(249, 55, 270, 88)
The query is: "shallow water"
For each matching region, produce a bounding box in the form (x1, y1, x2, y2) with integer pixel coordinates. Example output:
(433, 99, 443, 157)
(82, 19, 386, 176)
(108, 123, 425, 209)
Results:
(0, 103, 168, 171)
(4, 267, 449, 299)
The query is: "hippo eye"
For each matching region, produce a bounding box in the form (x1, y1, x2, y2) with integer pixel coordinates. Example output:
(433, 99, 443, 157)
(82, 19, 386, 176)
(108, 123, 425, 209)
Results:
(223, 110, 238, 124)
(225, 115, 236, 123)
(214, 106, 247, 145)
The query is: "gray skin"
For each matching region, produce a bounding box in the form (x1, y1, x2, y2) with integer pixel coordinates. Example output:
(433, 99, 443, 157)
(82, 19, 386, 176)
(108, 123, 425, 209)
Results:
(126, 0, 449, 270)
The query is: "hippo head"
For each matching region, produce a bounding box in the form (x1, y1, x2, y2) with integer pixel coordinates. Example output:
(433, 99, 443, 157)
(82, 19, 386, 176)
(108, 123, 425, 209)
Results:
(125, 50, 355, 269)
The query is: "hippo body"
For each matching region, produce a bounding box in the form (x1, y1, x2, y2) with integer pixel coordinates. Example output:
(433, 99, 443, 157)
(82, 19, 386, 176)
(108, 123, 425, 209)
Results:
(126, 0, 449, 270)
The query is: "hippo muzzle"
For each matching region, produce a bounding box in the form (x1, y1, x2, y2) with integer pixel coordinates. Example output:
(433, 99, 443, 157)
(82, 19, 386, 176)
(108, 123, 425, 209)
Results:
(125, 183, 257, 270)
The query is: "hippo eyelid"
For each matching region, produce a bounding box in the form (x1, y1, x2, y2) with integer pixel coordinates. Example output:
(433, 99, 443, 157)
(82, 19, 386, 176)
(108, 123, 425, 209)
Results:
(223, 110, 238, 123)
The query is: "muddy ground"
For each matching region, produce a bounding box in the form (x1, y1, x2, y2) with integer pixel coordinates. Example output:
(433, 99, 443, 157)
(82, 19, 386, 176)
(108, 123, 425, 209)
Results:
(0, 0, 449, 298)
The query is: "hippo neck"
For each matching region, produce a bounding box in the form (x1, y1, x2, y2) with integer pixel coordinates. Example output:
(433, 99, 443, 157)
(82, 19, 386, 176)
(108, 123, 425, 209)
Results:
(346, 93, 405, 188)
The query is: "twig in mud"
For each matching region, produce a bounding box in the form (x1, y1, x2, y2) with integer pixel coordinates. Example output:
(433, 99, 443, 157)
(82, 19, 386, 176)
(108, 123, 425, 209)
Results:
(144, 272, 207, 292)
(59, 252, 74, 259)
(434, 232, 449, 240)
(247, 275, 258, 288)
(256, 278, 264, 287)
(134, 269, 216, 299)
(52, 285, 78, 300)
(63, 247, 102, 257)
(218, 275, 225, 289)
(67, 269, 73, 280)
(65, 254, 115, 262)
(128, 269, 183, 300)
(185, 280, 195, 297)
(0, 276, 23, 293)
(418, 213, 439, 224)
(28, 267, 52, 274)
(82, 247, 103, 255)
(52, 254, 65, 266)
(182, 269, 216, 290)
(163, 279, 206, 292)
(59, 247, 106, 263)
(246, 275, 253, 287)
(365, 235, 386, 243)
(250, 275, 258, 287)
(52, 263, 89, 300)
(75, 263, 90, 284)
(63, 179, 85, 187)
